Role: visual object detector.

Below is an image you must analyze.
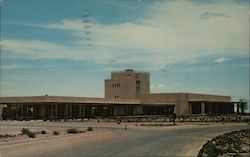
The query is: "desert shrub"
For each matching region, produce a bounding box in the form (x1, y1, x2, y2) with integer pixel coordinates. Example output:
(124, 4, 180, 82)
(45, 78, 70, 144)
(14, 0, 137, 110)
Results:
(21, 128, 31, 135)
(87, 126, 93, 131)
(27, 132, 36, 138)
(67, 128, 78, 134)
(53, 131, 60, 135)
(0, 134, 15, 139)
(1, 107, 8, 120)
(21, 128, 36, 138)
(79, 130, 86, 133)
(41, 130, 46, 134)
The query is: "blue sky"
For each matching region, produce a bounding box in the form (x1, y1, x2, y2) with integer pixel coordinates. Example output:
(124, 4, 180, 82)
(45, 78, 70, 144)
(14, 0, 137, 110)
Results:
(0, 0, 249, 110)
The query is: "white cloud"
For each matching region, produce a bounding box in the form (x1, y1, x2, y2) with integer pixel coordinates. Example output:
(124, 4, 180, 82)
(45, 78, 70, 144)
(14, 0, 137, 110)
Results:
(3, 0, 249, 70)
(200, 12, 229, 20)
(150, 83, 167, 89)
(1, 64, 30, 69)
(9, 19, 86, 31)
(214, 57, 230, 63)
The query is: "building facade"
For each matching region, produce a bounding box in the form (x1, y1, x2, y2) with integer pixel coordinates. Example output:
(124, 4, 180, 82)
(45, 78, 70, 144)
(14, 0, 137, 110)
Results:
(105, 69, 150, 99)
(0, 69, 246, 120)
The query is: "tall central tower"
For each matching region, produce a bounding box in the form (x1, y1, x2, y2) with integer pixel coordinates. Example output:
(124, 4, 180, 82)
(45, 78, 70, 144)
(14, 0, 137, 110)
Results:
(105, 69, 150, 99)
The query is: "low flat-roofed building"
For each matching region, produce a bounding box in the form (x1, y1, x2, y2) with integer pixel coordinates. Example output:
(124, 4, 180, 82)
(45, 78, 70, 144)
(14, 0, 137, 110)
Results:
(140, 93, 235, 115)
(0, 69, 246, 120)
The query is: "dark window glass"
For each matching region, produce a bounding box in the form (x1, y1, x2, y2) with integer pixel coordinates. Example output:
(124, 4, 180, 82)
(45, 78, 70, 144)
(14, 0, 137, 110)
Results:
(136, 80, 140, 94)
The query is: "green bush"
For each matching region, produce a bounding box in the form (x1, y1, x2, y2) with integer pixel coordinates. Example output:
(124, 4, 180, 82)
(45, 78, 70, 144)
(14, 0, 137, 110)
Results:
(87, 126, 93, 131)
(53, 131, 60, 135)
(21, 128, 36, 138)
(27, 132, 36, 138)
(21, 128, 31, 135)
(41, 130, 46, 134)
(67, 128, 78, 134)
(0, 134, 15, 139)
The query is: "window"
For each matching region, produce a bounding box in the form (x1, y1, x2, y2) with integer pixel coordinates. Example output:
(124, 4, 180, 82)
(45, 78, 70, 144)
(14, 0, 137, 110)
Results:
(136, 80, 140, 94)
(115, 96, 119, 99)
(112, 84, 120, 88)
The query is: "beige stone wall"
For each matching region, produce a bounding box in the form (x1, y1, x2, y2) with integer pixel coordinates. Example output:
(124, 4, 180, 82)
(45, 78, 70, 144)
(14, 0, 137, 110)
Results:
(176, 94, 189, 115)
(140, 93, 177, 104)
(140, 93, 231, 115)
(187, 93, 231, 102)
(140, 93, 188, 115)
(105, 79, 136, 99)
(105, 69, 150, 99)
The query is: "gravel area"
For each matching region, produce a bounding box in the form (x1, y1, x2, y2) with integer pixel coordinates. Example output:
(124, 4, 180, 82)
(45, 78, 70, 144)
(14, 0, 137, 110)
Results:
(197, 129, 250, 157)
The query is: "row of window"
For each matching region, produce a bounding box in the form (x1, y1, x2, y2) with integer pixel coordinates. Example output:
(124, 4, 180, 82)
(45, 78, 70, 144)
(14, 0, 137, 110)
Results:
(112, 84, 120, 88)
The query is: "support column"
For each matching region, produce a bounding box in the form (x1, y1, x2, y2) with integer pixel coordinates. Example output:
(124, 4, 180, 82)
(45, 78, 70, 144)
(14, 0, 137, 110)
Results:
(79, 105, 82, 118)
(50, 105, 53, 119)
(216, 104, 219, 115)
(189, 103, 192, 115)
(70, 104, 72, 119)
(209, 104, 212, 114)
(174, 106, 176, 114)
(16, 105, 19, 119)
(236, 103, 239, 114)
(82, 105, 85, 117)
(21, 104, 23, 119)
(222, 104, 225, 115)
(31, 105, 34, 119)
(26, 105, 29, 118)
(55, 104, 58, 119)
(201, 102, 205, 114)
(241, 103, 245, 114)
(65, 105, 68, 119)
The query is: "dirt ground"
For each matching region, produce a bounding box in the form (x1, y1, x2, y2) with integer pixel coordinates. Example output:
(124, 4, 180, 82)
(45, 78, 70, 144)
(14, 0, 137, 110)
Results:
(0, 121, 249, 157)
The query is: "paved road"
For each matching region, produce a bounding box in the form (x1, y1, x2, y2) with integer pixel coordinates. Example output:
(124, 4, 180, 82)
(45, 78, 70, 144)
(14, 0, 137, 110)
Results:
(1, 123, 249, 157)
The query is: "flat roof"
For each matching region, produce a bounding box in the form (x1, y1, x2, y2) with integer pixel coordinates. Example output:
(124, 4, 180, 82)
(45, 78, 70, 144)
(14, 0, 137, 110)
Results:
(189, 100, 246, 104)
(0, 96, 140, 105)
(144, 92, 230, 97)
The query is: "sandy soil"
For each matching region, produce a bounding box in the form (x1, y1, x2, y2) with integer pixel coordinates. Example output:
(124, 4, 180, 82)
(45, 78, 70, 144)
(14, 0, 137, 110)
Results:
(1, 129, 112, 157)
(0, 121, 248, 157)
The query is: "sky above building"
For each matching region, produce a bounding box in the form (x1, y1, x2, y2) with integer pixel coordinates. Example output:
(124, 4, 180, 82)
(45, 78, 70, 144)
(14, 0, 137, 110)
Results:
(0, 0, 249, 110)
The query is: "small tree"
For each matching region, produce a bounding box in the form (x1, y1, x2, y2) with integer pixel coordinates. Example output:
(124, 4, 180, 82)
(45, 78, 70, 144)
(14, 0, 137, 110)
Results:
(27, 132, 36, 138)
(1, 107, 8, 120)
(21, 128, 36, 138)
(21, 128, 31, 135)
(53, 131, 60, 135)
(67, 128, 78, 134)
(87, 127, 93, 131)
(172, 113, 177, 125)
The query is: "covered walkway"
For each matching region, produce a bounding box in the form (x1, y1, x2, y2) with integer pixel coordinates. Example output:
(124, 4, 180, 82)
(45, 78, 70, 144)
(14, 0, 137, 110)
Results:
(189, 101, 246, 115)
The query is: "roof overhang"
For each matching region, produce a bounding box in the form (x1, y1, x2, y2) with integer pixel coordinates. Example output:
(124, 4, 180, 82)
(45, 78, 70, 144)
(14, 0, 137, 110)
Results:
(189, 100, 247, 104)
(0, 96, 140, 105)
(141, 102, 175, 106)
